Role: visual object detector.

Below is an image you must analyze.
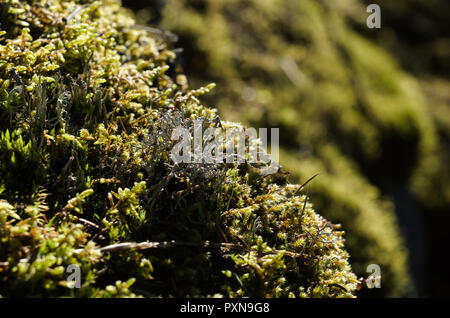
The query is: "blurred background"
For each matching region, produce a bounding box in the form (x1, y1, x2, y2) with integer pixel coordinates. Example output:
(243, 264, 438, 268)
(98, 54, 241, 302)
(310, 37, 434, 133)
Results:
(121, 0, 450, 297)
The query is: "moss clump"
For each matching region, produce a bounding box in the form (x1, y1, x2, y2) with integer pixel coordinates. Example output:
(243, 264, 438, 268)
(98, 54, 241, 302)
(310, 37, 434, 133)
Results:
(0, 0, 358, 297)
(158, 0, 417, 296)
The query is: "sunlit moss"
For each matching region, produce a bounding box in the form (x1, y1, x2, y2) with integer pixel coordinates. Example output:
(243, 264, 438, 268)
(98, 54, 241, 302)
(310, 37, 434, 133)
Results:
(0, 0, 357, 297)
(158, 0, 436, 296)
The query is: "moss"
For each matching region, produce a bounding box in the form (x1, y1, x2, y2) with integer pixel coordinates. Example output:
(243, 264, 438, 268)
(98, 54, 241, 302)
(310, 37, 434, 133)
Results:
(158, 0, 422, 296)
(0, 0, 357, 297)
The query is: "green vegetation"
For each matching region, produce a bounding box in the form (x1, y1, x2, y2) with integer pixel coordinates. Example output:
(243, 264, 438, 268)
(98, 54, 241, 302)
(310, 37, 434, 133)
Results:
(0, 0, 359, 297)
(369, 0, 450, 296)
(154, 0, 450, 297)
(158, 0, 431, 297)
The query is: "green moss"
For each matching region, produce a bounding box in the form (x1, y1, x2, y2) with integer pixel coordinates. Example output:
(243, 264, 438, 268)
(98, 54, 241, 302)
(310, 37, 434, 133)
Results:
(0, 0, 357, 297)
(158, 0, 426, 296)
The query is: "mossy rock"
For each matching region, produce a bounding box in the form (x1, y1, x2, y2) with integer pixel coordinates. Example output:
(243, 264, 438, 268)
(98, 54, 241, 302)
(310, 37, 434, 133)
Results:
(0, 0, 358, 297)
